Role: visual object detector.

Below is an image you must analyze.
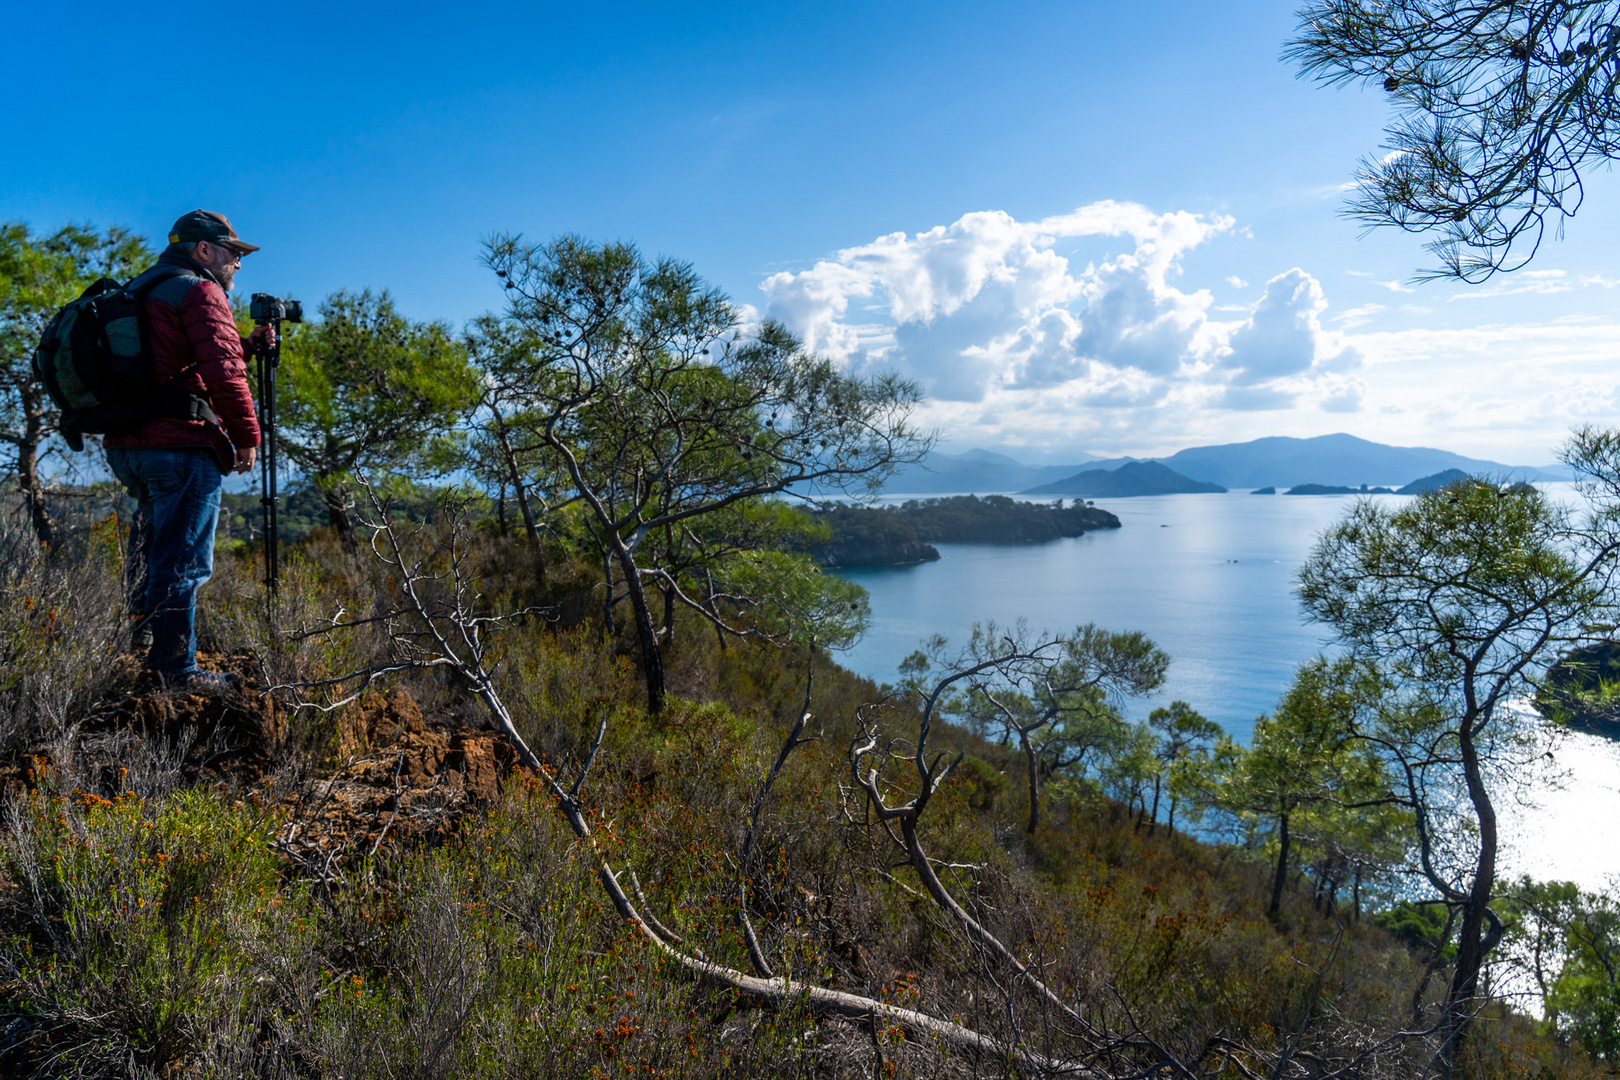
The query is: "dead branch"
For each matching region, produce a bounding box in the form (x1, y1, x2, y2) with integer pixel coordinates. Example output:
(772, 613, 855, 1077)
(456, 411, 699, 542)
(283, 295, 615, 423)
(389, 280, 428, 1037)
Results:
(851, 689, 1102, 1047)
(735, 660, 821, 979)
(283, 475, 1108, 1075)
(570, 714, 609, 800)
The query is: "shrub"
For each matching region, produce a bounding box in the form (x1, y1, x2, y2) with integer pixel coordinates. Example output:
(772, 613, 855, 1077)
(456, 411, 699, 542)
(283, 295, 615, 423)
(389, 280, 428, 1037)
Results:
(0, 786, 310, 1077)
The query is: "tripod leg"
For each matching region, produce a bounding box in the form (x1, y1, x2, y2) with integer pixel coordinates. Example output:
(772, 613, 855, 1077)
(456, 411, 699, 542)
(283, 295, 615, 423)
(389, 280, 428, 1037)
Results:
(257, 346, 278, 591)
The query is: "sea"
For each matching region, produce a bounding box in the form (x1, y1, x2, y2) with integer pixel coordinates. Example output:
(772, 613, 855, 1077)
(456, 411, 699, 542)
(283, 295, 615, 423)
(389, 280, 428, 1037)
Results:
(830, 488, 1620, 891)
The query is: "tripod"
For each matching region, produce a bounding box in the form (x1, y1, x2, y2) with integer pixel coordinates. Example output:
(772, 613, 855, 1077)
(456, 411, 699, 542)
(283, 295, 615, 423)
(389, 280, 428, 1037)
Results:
(252, 321, 282, 591)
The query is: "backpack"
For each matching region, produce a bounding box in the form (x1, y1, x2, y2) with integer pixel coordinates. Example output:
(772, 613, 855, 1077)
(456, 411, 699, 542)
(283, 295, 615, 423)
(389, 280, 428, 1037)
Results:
(31, 267, 218, 451)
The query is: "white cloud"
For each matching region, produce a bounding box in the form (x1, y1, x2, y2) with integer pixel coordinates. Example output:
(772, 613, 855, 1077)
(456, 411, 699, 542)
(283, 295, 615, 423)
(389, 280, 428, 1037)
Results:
(1448, 269, 1572, 300)
(1330, 303, 1389, 329)
(1218, 384, 1297, 411)
(758, 203, 1620, 462)
(762, 202, 1230, 401)
(1219, 269, 1349, 388)
(1345, 270, 1413, 293)
(1320, 378, 1366, 414)
(1309, 181, 1360, 199)
(1225, 275, 1249, 288)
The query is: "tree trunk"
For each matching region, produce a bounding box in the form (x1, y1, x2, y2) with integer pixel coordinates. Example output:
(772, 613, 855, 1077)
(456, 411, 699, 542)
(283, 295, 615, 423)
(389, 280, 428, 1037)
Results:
(659, 531, 677, 648)
(491, 407, 539, 543)
(703, 569, 727, 651)
(615, 546, 666, 716)
(15, 381, 54, 547)
(496, 481, 509, 537)
(16, 432, 53, 548)
(512, 477, 539, 543)
(1148, 774, 1162, 835)
(321, 482, 358, 552)
(1437, 717, 1500, 1080)
(1268, 807, 1291, 917)
(1021, 732, 1040, 834)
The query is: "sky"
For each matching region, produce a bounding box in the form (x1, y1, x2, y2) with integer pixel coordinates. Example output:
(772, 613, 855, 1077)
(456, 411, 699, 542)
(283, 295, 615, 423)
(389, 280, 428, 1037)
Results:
(6, 0, 1620, 466)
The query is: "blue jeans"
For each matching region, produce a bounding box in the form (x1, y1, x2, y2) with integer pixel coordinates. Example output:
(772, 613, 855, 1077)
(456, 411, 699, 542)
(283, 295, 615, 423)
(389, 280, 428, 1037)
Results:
(107, 447, 224, 678)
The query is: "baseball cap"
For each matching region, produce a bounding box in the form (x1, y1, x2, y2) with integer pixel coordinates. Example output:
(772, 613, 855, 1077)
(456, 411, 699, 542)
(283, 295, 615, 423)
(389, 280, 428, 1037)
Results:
(167, 209, 260, 254)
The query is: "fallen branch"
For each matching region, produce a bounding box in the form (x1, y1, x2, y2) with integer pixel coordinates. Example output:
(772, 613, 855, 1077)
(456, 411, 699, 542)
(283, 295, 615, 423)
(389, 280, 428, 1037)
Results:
(282, 478, 1109, 1075)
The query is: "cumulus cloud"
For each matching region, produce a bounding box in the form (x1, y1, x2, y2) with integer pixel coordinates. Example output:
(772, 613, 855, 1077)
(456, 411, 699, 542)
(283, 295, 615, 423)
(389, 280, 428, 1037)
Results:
(1212, 269, 1359, 403)
(1220, 270, 1328, 385)
(763, 203, 1357, 427)
(762, 202, 1230, 402)
(756, 200, 1614, 459)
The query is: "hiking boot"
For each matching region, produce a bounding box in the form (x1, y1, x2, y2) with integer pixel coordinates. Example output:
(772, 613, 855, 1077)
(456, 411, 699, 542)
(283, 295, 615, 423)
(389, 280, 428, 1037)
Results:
(159, 670, 239, 698)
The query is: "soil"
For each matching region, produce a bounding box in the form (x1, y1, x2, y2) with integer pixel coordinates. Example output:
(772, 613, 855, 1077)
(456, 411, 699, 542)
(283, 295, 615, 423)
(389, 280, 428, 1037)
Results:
(276, 686, 515, 874)
(0, 652, 518, 871)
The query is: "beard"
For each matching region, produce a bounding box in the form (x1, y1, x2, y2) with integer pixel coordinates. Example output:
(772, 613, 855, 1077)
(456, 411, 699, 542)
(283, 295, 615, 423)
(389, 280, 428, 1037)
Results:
(213, 262, 236, 291)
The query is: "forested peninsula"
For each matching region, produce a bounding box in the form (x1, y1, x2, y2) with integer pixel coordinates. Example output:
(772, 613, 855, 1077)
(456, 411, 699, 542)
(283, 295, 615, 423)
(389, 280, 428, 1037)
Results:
(807, 494, 1120, 568)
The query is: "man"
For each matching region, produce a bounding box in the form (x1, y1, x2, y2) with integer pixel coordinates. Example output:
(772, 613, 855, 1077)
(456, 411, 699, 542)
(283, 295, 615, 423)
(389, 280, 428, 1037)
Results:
(104, 210, 273, 693)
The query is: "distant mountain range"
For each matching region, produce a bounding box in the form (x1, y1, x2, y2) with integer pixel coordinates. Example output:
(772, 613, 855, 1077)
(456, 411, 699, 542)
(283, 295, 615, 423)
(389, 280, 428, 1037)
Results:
(883, 434, 1568, 496)
(1150, 434, 1564, 489)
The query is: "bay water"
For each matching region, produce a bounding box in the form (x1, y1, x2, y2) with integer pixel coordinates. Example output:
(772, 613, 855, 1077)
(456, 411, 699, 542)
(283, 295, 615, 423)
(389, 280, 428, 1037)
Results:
(831, 489, 1620, 890)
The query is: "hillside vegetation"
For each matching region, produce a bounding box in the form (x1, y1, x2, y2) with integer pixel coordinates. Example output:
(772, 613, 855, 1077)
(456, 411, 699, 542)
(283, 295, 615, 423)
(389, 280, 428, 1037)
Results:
(0, 503, 1592, 1080)
(3, 226, 1619, 1079)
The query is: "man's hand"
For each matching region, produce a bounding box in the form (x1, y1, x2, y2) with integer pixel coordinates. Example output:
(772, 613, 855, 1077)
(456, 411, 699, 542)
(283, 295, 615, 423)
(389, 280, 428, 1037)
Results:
(234, 445, 258, 474)
(247, 323, 278, 355)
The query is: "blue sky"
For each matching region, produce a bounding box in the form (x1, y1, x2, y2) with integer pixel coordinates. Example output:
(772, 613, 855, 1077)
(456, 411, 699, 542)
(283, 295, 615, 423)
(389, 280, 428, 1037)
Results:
(7, 0, 1619, 465)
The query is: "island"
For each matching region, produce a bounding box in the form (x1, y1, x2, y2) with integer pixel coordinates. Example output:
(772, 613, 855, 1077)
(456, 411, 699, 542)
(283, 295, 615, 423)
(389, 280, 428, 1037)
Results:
(807, 494, 1121, 568)
(1252, 486, 1276, 495)
(1397, 468, 1470, 494)
(1285, 483, 1395, 495)
(1020, 460, 1227, 497)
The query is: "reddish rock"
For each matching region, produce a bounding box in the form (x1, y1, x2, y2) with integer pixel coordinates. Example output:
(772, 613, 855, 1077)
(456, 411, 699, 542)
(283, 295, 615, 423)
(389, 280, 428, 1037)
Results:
(449, 729, 516, 804)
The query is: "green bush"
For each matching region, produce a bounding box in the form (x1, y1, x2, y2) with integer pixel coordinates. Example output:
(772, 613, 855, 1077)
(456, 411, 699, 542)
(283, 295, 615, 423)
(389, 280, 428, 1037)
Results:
(1, 786, 310, 1076)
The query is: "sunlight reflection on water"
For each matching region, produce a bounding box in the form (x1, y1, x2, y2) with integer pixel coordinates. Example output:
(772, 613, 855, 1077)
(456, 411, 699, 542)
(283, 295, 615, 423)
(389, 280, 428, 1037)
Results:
(831, 486, 1620, 885)
(1504, 724, 1620, 891)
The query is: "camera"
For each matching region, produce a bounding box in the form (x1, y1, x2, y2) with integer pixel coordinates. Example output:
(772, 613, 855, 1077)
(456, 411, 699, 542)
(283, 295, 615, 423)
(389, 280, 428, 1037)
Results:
(250, 293, 303, 324)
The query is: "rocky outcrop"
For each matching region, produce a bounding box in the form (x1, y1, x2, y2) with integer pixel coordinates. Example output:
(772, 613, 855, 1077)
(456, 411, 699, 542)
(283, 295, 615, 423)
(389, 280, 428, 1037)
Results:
(0, 664, 519, 872)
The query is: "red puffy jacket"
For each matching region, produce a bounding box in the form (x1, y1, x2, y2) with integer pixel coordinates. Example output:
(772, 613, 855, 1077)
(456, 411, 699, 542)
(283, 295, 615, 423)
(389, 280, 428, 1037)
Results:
(103, 251, 261, 469)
